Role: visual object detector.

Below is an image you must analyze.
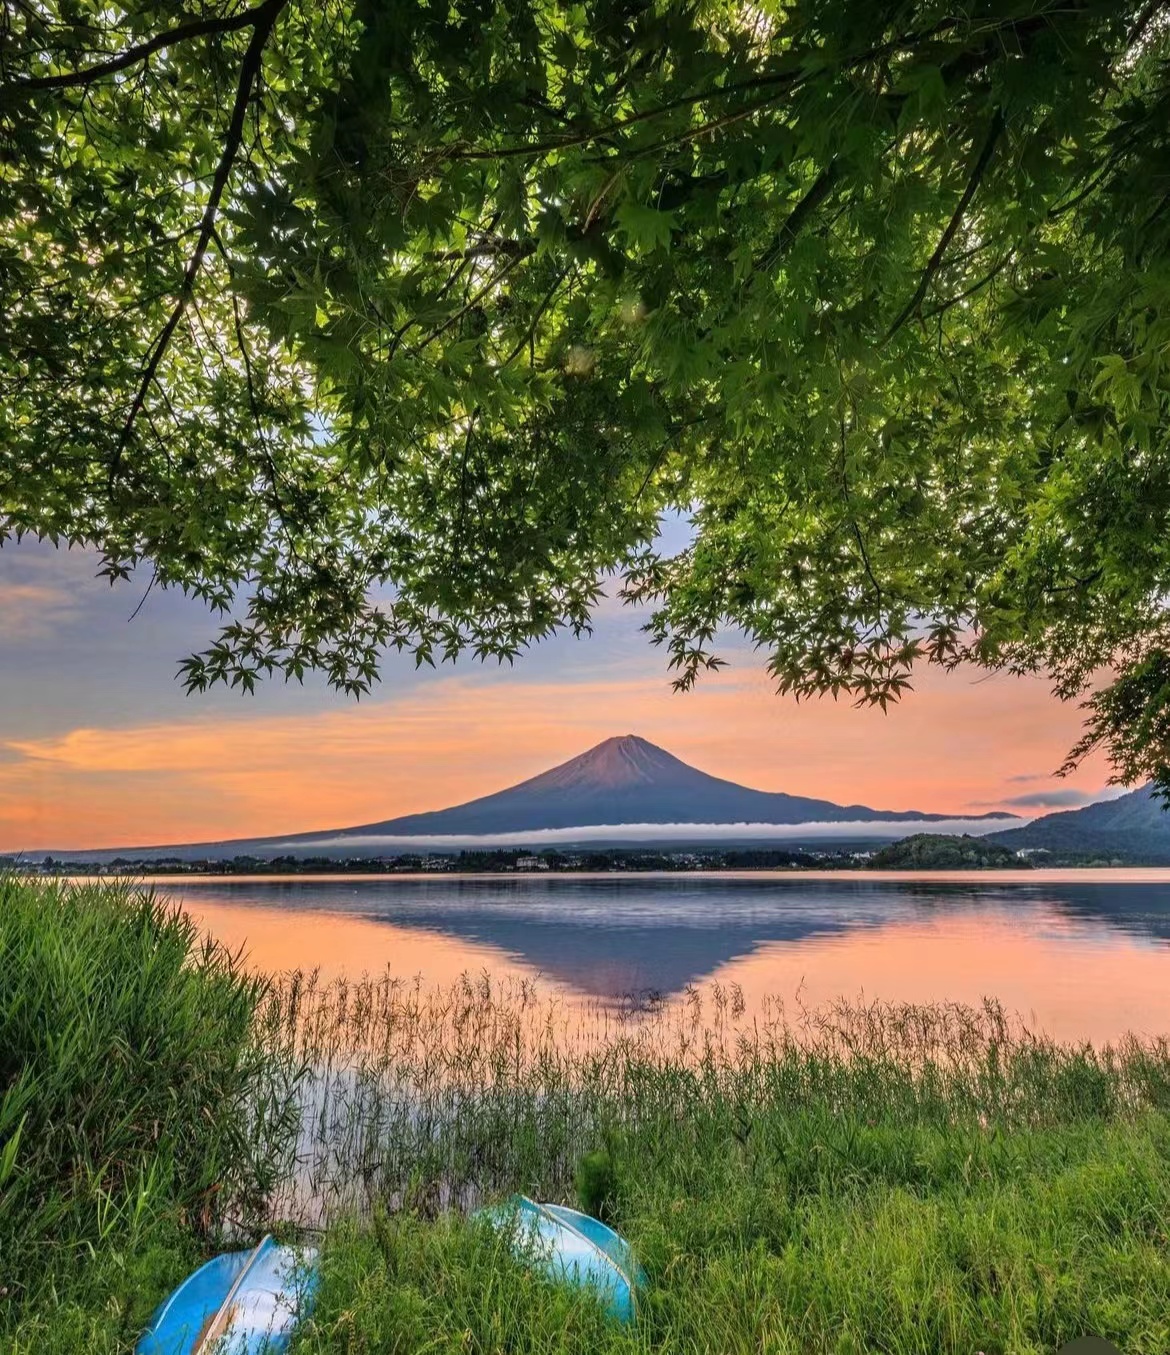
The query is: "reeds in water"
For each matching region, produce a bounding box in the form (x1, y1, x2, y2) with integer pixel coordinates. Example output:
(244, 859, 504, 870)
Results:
(257, 967, 1170, 1230)
(274, 969, 1170, 1354)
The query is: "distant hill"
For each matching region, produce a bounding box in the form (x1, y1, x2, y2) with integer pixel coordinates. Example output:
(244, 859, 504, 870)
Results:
(328, 735, 1014, 837)
(869, 834, 1028, 871)
(988, 784, 1170, 863)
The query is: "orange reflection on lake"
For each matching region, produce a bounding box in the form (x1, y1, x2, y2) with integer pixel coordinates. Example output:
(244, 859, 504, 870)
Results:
(153, 872, 1170, 1047)
(706, 910, 1170, 1046)
(177, 896, 554, 991)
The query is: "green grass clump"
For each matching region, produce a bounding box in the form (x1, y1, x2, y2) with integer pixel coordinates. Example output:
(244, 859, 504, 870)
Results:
(296, 1211, 623, 1355)
(0, 874, 298, 1343)
(8, 882, 1170, 1354)
(576, 1147, 619, 1221)
(296, 1116, 1170, 1355)
(276, 976, 1170, 1355)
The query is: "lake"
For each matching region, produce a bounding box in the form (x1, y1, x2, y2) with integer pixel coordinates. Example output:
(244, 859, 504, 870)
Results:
(155, 870, 1170, 1046)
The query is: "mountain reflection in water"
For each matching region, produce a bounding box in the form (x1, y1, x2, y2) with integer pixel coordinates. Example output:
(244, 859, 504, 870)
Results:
(161, 873, 1170, 1044)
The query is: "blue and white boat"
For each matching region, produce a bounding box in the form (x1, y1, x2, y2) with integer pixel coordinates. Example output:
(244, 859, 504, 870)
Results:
(136, 1234, 319, 1355)
(477, 1195, 642, 1321)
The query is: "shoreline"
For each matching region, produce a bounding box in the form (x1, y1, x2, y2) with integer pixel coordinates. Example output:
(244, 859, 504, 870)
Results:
(44, 865, 1170, 884)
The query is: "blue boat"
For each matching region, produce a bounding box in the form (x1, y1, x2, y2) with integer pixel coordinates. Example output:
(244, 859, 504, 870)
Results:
(136, 1234, 319, 1355)
(477, 1195, 642, 1321)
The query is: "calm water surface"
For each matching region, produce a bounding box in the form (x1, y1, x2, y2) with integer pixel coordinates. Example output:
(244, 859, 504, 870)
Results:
(158, 871, 1170, 1044)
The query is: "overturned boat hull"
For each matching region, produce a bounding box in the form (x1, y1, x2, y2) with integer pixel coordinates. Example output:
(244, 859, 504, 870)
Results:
(136, 1234, 318, 1355)
(478, 1195, 641, 1321)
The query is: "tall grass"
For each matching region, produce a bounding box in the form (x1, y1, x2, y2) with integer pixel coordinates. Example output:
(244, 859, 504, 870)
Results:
(7, 875, 1170, 1352)
(0, 875, 298, 1342)
(270, 971, 1170, 1354)
(261, 968, 1170, 1230)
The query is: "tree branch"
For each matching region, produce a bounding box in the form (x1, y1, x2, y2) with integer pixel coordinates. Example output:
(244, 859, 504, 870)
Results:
(920, 248, 1015, 321)
(447, 33, 930, 168)
(502, 266, 569, 367)
(448, 70, 809, 162)
(210, 224, 295, 547)
(1128, 0, 1168, 48)
(108, 0, 289, 490)
(839, 413, 884, 612)
(758, 162, 839, 270)
(426, 239, 536, 262)
(1, 2, 274, 99)
(885, 107, 1005, 339)
(405, 251, 529, 358)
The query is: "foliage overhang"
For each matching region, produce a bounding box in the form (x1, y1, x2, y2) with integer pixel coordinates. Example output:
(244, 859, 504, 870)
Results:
(3, 0, 1170, 789)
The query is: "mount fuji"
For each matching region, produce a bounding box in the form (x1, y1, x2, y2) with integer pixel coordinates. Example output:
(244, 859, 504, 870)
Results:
(42, 735, 1016, 862)
(326, 734, 1011, 838)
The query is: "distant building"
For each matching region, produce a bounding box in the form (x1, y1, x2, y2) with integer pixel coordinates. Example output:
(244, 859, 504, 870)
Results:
(515, 854, 549, 871)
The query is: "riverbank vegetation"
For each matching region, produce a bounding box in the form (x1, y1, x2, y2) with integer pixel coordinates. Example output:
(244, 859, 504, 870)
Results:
(16, 846, 859, 877)
(4, 875, 1170, 1352)
(15, 840, 1016, 877)
(868, 834, 1029, 870)
(0, 875, 296, 1351)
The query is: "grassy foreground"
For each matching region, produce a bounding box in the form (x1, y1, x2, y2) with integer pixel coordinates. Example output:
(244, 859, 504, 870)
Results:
(0, 875, 296, 1352)
(4, 876, 1170, 1353)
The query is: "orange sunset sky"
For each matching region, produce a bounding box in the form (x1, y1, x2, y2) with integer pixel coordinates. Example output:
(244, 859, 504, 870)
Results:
(0, 536, 1117, 852)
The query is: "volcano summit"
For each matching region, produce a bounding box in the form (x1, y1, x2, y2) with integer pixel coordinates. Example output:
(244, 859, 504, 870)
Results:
(322, 735, 1010, 838)
(43, 735, 1017, 862)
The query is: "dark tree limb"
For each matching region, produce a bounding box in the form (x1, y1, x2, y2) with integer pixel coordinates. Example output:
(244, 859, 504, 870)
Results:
(127, 565, 158, 622)
(448, 26, 980, 167)
(210, 224, 294, 547)
(502, 266, 569, 367)
(1129, 0, 1169, 48)
(920, 249, 1015, 320)
(406, 251, 529, 357)
(885, 107, 1005, 339)
(385, 212, 504, 360)
(448, 72, 808, 162)
(108, 0, 290, 490)
(758, 162, 839, 271)
(0, 1, 275, 99)
(427, 239, 536, 262)
(839, 413, 884, 612)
